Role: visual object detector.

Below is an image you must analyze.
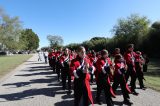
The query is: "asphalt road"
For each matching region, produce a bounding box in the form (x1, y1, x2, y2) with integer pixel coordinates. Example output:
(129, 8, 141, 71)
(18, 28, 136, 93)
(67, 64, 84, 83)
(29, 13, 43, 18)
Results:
(0, 54, 160, 106)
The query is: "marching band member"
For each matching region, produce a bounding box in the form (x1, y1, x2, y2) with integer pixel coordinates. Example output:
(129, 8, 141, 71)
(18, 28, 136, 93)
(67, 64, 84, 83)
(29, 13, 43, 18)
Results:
(70, 46, 94, 106)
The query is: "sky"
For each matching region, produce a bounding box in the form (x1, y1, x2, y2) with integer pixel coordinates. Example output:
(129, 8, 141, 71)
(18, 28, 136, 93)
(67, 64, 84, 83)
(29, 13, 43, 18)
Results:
(0, 0, 160, 48)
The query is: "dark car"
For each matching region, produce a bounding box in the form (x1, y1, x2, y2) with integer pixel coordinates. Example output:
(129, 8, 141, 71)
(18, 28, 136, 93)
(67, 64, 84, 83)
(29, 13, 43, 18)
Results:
(0, 51, 7, 55)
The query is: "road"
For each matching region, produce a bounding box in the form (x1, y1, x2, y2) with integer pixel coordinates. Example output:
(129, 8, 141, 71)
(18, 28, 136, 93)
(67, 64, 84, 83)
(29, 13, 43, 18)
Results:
(0, 54, 160, 106)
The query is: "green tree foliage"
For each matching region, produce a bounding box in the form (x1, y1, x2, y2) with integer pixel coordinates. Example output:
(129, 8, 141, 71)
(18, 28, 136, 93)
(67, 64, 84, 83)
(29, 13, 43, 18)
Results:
(142, 21, 160, 57)
(47, 35, 63, 49)
(112, 14, 150, 50)
(90, 37, 106, 41)
(0, 7, 40, 51)
(0, 8, 22, 50)
(66, 14, 160, 57)
(20, 29, 39, 50)
(65, 43, 80, 51)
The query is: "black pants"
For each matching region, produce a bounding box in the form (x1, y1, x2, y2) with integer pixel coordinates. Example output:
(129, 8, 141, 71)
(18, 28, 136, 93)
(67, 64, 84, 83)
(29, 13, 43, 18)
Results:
(90, 73, 94, 83)
(136, 67, 144, 88)
(61, 68, 71, 91)
(48, 58, 52, 67)
(143, 64, 148, 72)
(52, 60, 56, 73)
(125, 65, 137, 92)
(44, 56, 48, 63)
(112, 74, 129, 100)
(56, 63, 61, 81)
(74, 79, 89, 106)
(96, 76, 113, 106)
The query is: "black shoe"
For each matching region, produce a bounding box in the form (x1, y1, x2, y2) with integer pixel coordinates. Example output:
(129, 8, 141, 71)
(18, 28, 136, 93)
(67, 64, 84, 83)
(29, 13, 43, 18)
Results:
(97, 101, 102, 105)
(67, 90, 72, 94)
(96, 98, 102, 105)
(58, 79, 60, 82)
(107, 100, 114, 106)
(53, 70, 55, 73)
(140, 86, 147, 90)
(132, 91, 139, 96)
(141, 87, 146, 90)
(123, 99, 133, 105)
(62, 86, 66, 90)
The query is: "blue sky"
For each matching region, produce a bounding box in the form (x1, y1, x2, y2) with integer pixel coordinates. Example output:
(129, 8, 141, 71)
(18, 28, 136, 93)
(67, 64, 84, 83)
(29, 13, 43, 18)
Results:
(0, 0, 160, 48)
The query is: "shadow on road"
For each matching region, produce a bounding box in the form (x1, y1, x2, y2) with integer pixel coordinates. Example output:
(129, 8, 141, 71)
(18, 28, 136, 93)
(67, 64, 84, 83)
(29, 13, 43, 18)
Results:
(0, 87, 63, 102)
(2, 77, 56, 87)
(0, 61, 125, 105)
(15, 71, 53, 77)
(54, 100, 74, 106)
(21, 65, 52, 72)
(0, 64, 67, 102)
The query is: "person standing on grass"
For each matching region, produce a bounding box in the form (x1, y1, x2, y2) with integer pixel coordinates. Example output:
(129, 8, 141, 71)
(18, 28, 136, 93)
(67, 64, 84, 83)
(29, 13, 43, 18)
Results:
(143, 54, 149, 72)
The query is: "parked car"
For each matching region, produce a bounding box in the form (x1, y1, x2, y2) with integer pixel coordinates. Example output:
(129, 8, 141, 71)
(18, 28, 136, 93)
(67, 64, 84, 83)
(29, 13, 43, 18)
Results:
(0, 51, 7, 55)
(18, 51, 23, 54)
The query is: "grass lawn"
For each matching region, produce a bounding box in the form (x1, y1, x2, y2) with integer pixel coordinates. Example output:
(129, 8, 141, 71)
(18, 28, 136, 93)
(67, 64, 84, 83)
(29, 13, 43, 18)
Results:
(0, 54, 32, 78)
(144, 58, 160, 91)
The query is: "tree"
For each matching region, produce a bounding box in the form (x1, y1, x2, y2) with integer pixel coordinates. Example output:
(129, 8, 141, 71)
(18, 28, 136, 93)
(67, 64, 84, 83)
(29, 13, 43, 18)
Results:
(90, 37, 106, 41)
(142, 21, 160, 57)
(0, 7, 40, 51)
(112, 14, 150, 49)
(20, 29, 39, 50)
(47, 35, 63, 49)
(0, 8, 22, 50)
(65, 43, 80, 50)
